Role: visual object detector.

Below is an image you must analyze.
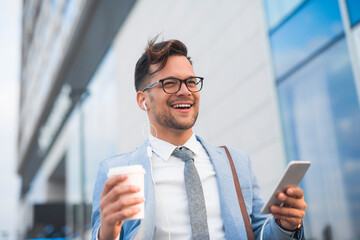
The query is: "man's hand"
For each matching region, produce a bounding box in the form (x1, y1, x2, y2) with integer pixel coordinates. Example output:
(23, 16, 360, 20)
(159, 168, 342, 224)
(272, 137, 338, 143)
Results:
(99, 174, 145, 240)
(270, 187, 307, 231)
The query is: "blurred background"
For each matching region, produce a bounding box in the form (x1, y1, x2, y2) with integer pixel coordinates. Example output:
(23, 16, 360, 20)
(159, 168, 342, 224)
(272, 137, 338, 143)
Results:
(1, 0, 360, 239)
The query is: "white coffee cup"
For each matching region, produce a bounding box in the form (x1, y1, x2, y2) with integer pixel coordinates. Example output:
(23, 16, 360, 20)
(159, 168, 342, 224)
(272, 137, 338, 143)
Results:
(107, 165, 146, 220)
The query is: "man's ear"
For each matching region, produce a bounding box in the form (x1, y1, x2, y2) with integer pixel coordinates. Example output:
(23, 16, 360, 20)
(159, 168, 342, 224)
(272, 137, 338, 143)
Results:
(136, 91, 147, 111)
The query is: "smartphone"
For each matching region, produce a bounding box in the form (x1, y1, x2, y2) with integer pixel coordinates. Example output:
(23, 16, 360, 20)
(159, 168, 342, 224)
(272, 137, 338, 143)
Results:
(261, 161, 311, 215)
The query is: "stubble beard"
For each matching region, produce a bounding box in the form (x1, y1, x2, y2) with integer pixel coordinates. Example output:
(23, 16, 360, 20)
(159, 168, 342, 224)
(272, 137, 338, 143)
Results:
(154, 107, 199, 130)
(149, 94, 199, 131)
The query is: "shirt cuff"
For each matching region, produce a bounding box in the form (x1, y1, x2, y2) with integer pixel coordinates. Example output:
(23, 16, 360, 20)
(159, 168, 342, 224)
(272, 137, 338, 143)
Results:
(274, 218, 303, 238)
(276, 223, 297, 238)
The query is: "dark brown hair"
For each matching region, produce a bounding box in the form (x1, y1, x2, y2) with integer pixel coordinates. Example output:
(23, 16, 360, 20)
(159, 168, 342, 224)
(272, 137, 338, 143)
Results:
(134, 37, 192, 91)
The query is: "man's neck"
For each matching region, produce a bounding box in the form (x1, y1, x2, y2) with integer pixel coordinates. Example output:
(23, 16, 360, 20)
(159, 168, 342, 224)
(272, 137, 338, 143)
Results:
(151, 128, 193, 146)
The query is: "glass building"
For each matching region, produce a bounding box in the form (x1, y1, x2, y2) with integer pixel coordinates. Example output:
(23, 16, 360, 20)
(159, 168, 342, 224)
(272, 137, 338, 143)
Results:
(264, 0, 360, 239)
(18, 0, 360, 239)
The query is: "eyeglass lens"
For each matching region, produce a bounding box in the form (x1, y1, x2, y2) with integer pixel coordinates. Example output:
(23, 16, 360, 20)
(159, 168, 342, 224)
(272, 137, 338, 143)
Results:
(162, 77, 202, 93)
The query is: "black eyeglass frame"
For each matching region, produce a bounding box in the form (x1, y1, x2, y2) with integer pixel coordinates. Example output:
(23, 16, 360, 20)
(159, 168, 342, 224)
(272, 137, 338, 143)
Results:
(142, 76, 204, 94)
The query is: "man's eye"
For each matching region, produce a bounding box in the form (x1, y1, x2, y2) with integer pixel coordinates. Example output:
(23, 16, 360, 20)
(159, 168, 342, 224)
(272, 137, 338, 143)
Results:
(163, 81, 177, 86)
(187, 79, 197, 85)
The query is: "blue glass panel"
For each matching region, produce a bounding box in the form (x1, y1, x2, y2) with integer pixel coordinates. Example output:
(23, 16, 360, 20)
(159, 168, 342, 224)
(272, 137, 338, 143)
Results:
(270, 0, 344, 79)
(51, 0, 58, 10)
(346, 0, 360, 26)
(263, 0, 306, 29)
(278, 38, 360, 239)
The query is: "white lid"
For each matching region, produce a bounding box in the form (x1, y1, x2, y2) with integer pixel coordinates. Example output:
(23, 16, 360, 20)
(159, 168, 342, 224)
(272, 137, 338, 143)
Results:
(107, 165, 146, 177)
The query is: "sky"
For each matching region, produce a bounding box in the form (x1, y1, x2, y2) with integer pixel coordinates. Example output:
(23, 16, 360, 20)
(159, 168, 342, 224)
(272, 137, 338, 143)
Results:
(0, 0, 21, 239)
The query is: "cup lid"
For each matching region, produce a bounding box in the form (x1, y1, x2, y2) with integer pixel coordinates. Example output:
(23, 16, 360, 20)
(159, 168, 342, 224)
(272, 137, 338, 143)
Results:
(107, 165, 146, 177)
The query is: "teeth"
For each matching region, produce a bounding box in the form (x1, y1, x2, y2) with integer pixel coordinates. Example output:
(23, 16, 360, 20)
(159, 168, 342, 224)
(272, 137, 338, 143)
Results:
(173, 104, 191, 109)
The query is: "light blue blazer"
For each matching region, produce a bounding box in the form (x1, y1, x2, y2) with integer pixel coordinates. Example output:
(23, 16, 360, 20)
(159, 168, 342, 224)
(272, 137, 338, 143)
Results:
(91, 136, 304, 240)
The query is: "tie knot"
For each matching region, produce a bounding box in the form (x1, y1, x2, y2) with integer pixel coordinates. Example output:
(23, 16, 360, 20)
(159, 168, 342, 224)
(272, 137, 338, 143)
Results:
(172, 146, 194, 162)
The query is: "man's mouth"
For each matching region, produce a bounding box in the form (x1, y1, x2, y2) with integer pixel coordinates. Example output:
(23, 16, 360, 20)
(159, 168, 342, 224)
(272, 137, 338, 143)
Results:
(171, 103, 192, 109)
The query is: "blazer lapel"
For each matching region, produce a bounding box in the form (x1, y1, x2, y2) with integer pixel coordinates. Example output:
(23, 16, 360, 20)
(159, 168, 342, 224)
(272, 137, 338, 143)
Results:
(196, 136, 247, 239)
(130, 142, 156, 240)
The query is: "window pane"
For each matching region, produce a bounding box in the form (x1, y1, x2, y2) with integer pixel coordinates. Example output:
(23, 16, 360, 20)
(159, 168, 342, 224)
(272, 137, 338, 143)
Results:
(346, 0, 360, 27)
(270, 0, 343, 79)
(278, 38, 360, 239)
(263, 0, 306, 29)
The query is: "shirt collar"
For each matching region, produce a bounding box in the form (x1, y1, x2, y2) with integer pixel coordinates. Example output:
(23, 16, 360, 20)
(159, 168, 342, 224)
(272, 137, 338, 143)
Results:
(148, 133, 200, 161)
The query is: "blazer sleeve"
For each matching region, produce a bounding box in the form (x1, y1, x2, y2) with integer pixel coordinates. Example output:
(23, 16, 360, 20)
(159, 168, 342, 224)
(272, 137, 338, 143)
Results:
(91, 159, 109, 240)
(245, 154, 305, 240)
(90, 153, 141, 240)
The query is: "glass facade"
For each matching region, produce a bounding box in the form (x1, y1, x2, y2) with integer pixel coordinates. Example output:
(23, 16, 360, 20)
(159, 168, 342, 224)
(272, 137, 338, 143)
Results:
(263, 0, 306, 30)
(265, 0, 360, 239)
(269, 0, 343, 79)
(346, 0, 360, 27)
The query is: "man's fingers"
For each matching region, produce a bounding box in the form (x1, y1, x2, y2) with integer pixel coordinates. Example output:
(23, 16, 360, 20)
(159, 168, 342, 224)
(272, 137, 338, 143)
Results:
(100, 175, 144, 228)
(285, 197, 307, 210)
(286, 187, 304, 199)
(102, 197, 145, 217)
(116, 207, 142, 220)
(101, 175, 128, 197)
(100, 184, 141, 209)
(277, 192, 307, 210)
(271, 190, 306, 231)
(270, 205, 305, 219)
(273, 215, 302, 230)
(102, 207, 142, 225)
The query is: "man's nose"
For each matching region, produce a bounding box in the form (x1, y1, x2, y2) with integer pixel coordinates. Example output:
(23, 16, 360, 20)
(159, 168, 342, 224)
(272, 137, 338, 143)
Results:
(176, 81, 191, 95)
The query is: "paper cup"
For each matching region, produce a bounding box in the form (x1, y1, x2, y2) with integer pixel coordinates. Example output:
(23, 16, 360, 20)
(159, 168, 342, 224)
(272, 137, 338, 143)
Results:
(107, 165, 146, 220)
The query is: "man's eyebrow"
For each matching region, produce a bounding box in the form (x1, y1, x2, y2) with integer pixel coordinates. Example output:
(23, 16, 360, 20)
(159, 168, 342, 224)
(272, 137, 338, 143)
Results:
(161, 75, 197, 80)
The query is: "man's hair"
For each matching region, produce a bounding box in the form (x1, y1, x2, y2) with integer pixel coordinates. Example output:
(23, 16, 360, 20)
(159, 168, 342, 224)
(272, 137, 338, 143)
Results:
(134, 37, 192, 92)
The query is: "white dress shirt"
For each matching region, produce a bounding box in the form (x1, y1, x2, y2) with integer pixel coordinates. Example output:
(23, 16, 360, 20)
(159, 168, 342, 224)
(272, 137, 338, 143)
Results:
(149, 133, 226, 240)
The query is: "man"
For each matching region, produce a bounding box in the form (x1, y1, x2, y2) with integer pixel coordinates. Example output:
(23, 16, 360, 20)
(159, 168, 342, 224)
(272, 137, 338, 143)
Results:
(91, 38, 307, 240)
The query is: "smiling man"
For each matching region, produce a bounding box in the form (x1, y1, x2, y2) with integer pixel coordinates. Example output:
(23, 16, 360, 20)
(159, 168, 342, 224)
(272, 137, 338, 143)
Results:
(91, 39, 307, 240)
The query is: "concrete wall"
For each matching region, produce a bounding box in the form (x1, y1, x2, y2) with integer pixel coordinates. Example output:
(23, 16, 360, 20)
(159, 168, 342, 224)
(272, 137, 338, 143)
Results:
(112, 0, 287, 198)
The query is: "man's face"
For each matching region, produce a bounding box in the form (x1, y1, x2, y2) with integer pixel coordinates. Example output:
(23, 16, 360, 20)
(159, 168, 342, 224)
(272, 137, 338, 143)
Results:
(145, 55, 200, 133)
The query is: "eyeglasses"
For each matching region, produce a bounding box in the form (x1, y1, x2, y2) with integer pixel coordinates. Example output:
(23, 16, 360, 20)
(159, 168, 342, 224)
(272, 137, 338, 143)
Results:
(142, 76, 204, 94)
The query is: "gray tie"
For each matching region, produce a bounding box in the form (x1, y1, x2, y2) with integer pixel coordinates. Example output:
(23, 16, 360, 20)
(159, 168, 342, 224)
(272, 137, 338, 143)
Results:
(172, 147, 210, 240)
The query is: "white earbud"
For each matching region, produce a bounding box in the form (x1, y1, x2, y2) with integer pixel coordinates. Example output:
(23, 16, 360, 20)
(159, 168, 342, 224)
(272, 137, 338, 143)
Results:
(143, 101, 147, 110)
